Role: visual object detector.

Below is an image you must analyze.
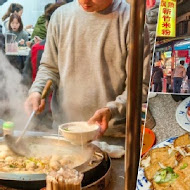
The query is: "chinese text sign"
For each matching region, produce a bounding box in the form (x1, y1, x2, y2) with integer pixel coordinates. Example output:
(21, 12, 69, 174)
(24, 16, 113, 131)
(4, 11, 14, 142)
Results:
(157, 0, 176, 37)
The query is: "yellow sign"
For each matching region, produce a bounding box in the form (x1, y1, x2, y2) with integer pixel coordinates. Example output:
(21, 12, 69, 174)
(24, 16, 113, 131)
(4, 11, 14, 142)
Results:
(157, 0, 176, 37)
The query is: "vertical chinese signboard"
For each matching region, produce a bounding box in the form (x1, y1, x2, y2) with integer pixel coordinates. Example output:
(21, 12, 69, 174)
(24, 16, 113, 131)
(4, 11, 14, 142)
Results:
(157, 0, 176, 37)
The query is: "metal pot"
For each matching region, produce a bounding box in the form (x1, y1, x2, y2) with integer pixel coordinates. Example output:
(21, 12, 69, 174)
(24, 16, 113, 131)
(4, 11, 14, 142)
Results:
(0, 136, 111, 190)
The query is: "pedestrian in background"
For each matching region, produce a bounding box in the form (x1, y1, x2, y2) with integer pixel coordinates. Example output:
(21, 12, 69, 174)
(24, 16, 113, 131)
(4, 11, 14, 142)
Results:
(2, 3, 23, 33)
(173, 60, 186, 93)
(186, 62, 190, 93)
(152, 60, 163, 92)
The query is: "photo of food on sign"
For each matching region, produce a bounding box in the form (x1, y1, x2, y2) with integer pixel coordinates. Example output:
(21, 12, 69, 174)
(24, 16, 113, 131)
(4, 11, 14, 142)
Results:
(150, 0, 190, 94)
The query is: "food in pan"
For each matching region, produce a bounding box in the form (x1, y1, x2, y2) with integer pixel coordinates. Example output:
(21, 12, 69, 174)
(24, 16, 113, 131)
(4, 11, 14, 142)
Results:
(0, 141, 93, 174)
(141, 133, 190, 189)
(46, 167, 83, 190)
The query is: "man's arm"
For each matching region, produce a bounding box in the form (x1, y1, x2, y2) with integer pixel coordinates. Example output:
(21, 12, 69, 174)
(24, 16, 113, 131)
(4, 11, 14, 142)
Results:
(106, 25, 151, 121)
(88, 25, 151, 132)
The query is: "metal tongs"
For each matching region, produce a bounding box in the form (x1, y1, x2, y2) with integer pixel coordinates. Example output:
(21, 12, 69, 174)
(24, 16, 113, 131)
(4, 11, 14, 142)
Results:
(5, 80, 52, 156)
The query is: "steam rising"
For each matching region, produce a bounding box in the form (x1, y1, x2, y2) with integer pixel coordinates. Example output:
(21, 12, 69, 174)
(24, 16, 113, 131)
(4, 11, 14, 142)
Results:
(0, 51, 95, 163)
(0, 50, 28, 129)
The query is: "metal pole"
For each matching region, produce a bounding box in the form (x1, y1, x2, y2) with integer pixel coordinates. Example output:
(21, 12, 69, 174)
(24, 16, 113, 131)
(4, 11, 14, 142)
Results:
(125, 0, 146, 189)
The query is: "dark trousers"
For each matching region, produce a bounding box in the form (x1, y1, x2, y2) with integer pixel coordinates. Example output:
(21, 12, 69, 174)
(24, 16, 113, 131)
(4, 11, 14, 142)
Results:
(154, 82, 162, 92)
(173, 77, 183, 93)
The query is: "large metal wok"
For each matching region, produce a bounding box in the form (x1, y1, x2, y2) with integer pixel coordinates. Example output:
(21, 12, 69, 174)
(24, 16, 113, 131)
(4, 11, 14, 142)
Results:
(0, 135, 111, 190)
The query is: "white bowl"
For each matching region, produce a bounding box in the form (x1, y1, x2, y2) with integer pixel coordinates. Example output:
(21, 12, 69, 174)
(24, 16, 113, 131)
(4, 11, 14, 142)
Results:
(58, 122, 100, 145)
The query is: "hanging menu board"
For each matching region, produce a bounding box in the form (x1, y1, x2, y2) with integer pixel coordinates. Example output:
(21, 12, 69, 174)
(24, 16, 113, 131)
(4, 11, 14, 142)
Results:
(156, 0, 176, 37)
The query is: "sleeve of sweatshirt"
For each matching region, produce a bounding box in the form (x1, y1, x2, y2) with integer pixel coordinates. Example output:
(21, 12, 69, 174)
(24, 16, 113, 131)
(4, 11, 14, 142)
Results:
(106, 25, 151, 120)
(29, 13, 59, 94)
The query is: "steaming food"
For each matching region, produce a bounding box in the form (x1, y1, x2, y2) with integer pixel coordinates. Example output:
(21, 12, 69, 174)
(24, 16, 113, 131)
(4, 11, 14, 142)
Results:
(0, 141, 92, 174)
(59, 122, 100, 145)
(63, 123, 99, 133)
(141, 134, 190, 189)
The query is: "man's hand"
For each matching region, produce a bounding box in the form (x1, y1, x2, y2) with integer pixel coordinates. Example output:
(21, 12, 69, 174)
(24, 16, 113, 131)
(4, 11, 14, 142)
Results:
(88, 107, 112, 136)
(24, 92, 46, 115)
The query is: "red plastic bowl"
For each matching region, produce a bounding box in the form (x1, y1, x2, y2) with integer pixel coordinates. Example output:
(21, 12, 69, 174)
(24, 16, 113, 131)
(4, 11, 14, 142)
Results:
(141, 127, 156, 156)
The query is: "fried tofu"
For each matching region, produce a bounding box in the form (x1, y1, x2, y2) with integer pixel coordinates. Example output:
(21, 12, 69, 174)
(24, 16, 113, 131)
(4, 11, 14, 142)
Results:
(174, 156, 190, 187)
(142, 134, 190, 190)
(174, 134, 190, 148)
(170, 176, 189, 190)
(152, 181, 173, 190)
(150, 147, 169, 164)
(144, 162, 161, 181)
(144, 147, 177, 181)
(149, 146, 177, 166)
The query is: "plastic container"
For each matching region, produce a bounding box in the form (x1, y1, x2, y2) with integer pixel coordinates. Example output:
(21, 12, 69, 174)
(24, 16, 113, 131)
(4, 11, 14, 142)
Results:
(141, 126, 156, 156)
(3, 121, 14, 136)
(5, 33, 18, 53)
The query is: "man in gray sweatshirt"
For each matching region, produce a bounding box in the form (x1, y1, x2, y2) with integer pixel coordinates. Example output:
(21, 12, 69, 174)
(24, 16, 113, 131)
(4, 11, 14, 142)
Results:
(25, 0, 150, 135)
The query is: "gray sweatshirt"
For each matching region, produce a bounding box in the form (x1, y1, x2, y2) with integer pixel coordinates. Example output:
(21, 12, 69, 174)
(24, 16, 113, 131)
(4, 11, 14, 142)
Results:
(29, 0, 150, 127)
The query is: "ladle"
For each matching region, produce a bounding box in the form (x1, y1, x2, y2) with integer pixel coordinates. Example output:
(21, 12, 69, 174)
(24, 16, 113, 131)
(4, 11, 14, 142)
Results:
(5, 79, 53, 156)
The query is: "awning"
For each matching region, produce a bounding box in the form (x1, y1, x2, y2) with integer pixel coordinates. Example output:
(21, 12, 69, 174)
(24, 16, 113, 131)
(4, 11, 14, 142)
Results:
(174, 41, 190, 50)
(155, 38, 190, 52)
